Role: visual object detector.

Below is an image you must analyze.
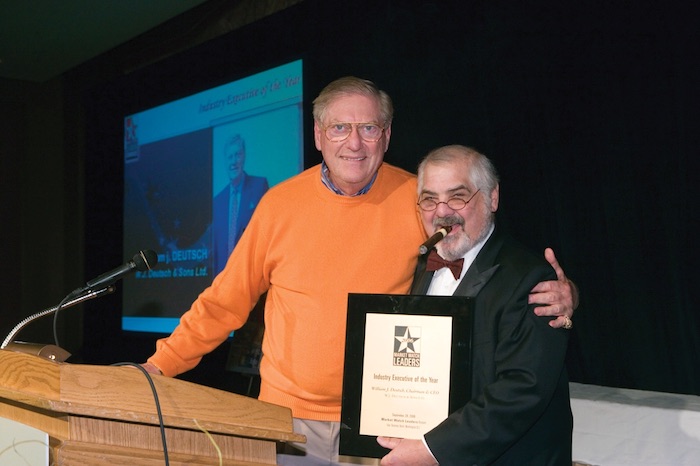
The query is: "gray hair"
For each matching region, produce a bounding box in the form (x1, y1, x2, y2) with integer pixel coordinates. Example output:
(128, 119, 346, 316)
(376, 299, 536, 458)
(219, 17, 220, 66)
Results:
(224, 134, 245, 152)
(312, 76, 393, 127)
(417, 145, 500, 196)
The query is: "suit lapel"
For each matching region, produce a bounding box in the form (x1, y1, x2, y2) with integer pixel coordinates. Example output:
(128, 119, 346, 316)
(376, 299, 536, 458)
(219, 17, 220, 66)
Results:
(410, 253, 434, 294)
(453, 226, 504, 297)
(454, 263, 500, 297)
(411, 225, 505, 297)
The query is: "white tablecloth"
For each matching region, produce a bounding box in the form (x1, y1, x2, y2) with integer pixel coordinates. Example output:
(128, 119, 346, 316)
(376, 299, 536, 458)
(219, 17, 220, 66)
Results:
(570, 382, 700, 465)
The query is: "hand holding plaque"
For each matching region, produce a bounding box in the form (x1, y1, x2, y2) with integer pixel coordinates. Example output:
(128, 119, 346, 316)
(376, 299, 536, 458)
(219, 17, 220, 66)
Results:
(340, 293, 473, 458)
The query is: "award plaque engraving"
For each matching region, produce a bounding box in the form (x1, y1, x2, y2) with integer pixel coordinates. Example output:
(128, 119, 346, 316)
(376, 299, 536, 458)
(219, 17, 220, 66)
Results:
(340, 293, 473, 458)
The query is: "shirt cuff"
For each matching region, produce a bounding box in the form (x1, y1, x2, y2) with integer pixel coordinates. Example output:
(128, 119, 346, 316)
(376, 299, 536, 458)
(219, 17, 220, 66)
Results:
(422, 435, 439, 463)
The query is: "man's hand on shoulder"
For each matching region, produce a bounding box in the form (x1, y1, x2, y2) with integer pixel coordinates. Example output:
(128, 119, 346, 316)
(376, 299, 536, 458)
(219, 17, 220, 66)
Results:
(529, 248, 579, 329)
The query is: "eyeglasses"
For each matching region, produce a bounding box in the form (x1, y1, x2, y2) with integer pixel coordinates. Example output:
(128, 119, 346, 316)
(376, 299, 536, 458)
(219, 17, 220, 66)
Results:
(417, 189, 480, 211)
(322, 122, 385, 142)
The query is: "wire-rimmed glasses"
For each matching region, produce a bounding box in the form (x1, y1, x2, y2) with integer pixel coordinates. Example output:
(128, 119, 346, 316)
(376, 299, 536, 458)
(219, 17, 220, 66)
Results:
(322, 122, 385, 142)
(417, 189, 480, 211)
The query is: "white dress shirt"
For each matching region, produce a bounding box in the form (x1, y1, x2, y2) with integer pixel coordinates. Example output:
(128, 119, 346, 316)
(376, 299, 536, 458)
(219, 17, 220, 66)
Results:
(426, 223, 495, 296)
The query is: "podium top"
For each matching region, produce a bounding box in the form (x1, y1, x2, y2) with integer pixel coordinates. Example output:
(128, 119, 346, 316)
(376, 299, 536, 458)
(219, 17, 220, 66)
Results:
(0, 349, 304, 443)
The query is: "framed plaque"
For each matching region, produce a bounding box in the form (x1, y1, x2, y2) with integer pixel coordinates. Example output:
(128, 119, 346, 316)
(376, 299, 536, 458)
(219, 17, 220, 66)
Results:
(340, 293, 473, 458)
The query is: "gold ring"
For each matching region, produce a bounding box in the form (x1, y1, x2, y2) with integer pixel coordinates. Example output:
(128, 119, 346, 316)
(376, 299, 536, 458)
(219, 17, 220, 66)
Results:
(563, 316, 573, 330)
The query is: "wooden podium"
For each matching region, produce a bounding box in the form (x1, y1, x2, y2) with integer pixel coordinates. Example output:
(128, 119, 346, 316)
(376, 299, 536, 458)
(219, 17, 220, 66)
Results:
(0, 350, 304, 465)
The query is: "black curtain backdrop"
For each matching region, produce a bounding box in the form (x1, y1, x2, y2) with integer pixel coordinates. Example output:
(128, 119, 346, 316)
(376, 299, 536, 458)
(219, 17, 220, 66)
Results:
(80, 0, 698, 395)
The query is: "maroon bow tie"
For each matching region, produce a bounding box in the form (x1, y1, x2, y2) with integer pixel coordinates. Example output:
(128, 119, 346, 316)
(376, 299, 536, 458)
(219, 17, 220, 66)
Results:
(426, 249, 464, 280)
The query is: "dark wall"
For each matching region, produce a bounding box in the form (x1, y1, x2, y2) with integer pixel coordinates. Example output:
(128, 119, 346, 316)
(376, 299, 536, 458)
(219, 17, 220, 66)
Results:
(1, 77, 85, 348)
(5, 0, 698, 395)
(0, 92, 24, 338)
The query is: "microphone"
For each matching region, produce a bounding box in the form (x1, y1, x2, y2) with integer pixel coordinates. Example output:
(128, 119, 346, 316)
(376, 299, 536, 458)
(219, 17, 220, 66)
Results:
(78, 250, 158, 294)
(419, 226, 452, 255)
(1, 250, 157, 351)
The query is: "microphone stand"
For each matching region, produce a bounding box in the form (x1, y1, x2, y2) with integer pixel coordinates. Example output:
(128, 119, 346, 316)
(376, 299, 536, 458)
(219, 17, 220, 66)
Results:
(1, 286, 115, 357)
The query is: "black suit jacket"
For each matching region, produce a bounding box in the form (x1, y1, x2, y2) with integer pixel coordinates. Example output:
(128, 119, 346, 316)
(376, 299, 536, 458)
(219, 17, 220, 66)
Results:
(412, 225, 572, 466)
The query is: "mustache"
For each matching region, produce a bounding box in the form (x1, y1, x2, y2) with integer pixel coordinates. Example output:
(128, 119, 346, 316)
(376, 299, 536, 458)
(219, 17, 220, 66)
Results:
(434, 216, 463, 229)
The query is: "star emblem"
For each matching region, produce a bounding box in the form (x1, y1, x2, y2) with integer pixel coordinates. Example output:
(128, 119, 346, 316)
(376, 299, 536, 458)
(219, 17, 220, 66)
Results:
(395, 327, 420, 353)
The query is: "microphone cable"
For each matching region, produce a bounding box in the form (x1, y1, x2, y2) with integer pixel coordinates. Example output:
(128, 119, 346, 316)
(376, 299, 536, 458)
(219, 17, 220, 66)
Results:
(112, 362, 170, 466)
(52, 291, 74, 348)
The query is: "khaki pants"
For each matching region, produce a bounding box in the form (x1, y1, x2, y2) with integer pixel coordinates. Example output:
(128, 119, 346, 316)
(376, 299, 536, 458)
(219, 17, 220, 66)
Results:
(277, 418, 380, 466)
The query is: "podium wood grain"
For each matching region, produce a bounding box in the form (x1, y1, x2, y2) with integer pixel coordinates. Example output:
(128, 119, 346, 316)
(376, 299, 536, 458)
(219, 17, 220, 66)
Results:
(0, 350, 304, 465)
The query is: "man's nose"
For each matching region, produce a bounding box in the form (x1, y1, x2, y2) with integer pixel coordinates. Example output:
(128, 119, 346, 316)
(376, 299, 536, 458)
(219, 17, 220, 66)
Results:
(344, 126, 363, 149)
(434, 200, 457, 215)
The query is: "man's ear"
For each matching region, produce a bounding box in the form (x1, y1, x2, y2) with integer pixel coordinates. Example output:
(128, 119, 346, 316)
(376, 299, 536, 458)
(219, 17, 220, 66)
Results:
(313, 120, 322, 151)
(382, 123, 392, 152)
(490, 184, 500, 212)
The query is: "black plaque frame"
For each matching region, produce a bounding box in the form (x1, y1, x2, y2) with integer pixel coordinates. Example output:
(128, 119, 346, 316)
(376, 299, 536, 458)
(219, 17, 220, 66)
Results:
(340, 293, 473, 458)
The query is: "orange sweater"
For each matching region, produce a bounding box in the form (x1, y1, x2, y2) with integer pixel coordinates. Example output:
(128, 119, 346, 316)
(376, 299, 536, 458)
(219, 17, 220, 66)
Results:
(149, 163, 426, 421)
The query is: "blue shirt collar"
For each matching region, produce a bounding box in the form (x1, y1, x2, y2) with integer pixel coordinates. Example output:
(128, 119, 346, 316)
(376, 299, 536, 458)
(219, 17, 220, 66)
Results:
(320, 161, 378, 196)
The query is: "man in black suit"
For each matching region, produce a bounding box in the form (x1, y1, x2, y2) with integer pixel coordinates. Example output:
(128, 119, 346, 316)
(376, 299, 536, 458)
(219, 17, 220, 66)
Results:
(378, 145, 572, 465)
(212, 134, 269, 274)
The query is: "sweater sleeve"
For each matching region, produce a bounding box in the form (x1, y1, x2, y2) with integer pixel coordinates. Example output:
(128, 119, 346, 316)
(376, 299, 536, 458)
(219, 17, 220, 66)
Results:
(148, 191, 273, 377)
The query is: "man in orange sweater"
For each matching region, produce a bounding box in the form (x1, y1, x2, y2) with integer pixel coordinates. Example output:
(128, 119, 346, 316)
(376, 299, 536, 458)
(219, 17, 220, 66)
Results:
(143, 77, 578, 465)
